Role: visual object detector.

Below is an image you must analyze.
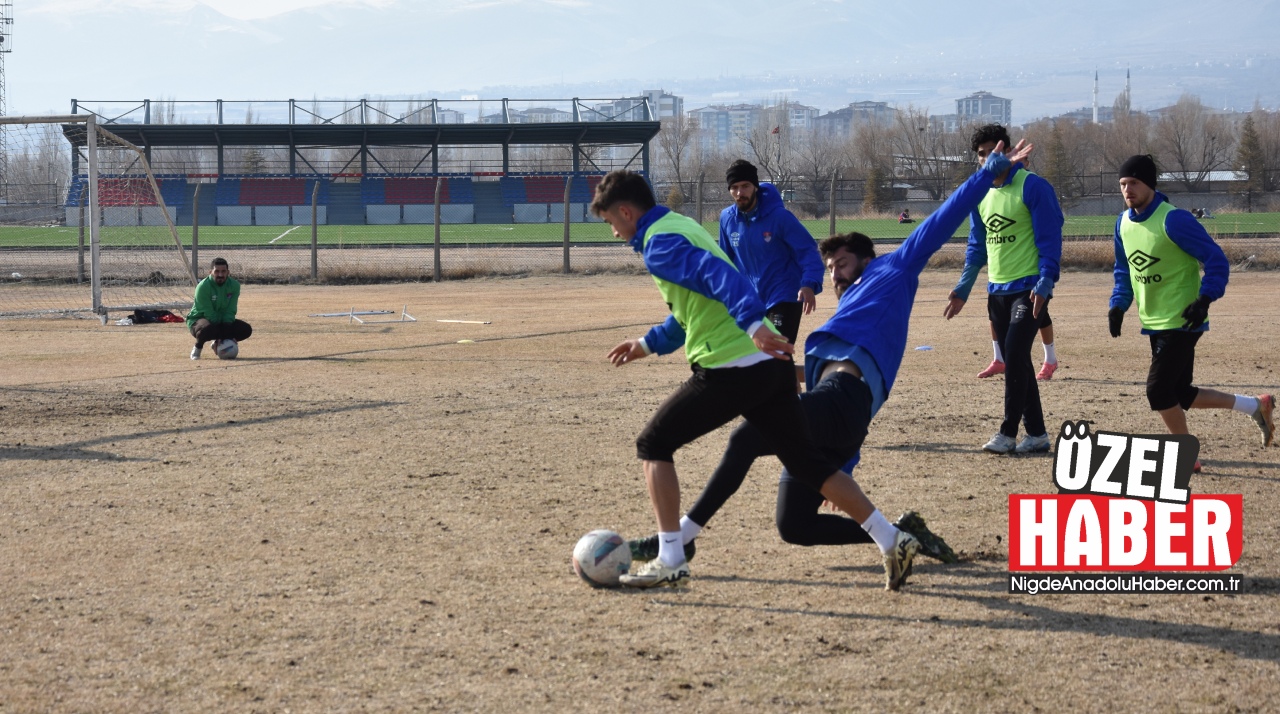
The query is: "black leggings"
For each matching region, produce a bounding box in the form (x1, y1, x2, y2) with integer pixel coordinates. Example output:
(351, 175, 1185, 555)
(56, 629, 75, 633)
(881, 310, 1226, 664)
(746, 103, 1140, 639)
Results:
(635, 357, 836, 489)
(765, 301, 804, 345)
(685, 371, 873, 546)
(988, 291, 1047, 438)
(190, 318, 252, 346)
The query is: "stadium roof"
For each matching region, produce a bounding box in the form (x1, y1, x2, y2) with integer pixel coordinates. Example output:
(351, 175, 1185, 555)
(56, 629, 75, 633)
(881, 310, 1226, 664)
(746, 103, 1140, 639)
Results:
(62, 121, 661, 148)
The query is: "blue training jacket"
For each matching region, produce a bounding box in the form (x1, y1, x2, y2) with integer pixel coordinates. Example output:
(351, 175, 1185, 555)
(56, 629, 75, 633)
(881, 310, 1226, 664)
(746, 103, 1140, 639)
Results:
(1109, 191, 1229, 334)
(627, 206, 768, 355)
(719, 183, 825, 309)
(804, 163, 1003, 398)
(951, 166, 1063, 300)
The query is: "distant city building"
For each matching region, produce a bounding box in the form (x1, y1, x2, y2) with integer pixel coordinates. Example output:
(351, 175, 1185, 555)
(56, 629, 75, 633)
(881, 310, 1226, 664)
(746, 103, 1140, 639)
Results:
(589, 89, 682, 122)
(785, 103, 820, 131)
(957, 91, 1012, 126)
(435, 108, 465, 124)
(813, 101, 894, 138)
(1056, 106, 1116, 125)
(690, 103, 764, 153)
(928, 113, 962, 133)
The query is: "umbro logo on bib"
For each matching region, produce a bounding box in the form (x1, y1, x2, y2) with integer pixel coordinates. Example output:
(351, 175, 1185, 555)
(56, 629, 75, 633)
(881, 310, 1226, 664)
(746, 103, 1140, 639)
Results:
(985, 213, 1017, 232)
(1128, 250, 1161, 272)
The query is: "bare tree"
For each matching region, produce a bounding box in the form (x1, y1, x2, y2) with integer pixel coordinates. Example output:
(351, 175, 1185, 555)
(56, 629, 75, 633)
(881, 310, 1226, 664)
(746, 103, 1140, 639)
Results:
(655, 113, 700, 194)
(739, 98, 798, 190)
(890, 106, 968, 199)
(1152, 94, 1234, 191)
(792, 128, 850, 217)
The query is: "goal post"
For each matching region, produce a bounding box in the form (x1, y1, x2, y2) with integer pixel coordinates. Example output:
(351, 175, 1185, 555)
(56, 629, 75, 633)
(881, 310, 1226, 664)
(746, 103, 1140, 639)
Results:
(0, 114, 196, 320)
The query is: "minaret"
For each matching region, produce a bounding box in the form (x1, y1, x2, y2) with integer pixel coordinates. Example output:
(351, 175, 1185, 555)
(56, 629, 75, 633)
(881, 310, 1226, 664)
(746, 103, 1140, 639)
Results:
(1126, 67, 1131, 107)
(1093, 70, 1099, 124)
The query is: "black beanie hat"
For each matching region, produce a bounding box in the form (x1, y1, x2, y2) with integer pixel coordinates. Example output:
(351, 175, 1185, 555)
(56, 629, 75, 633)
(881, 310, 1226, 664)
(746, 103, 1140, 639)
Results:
(1119, 154, 1158, 189)
(726, 159, 760, 189)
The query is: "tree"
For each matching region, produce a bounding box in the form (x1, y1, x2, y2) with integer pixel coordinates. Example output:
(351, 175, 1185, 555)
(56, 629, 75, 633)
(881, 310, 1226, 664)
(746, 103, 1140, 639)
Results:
(1236, 113, 1270, 194)
(889, 106, 968, 199)
(1152, 94, 1234, 191)
(862, 165, 892, 214)
(655, 113, 700, 199)
(740, 98, 798, 191)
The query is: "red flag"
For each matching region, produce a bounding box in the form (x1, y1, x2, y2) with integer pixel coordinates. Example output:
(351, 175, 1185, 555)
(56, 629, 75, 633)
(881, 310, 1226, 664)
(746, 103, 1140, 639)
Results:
(771, 126, 780, 134)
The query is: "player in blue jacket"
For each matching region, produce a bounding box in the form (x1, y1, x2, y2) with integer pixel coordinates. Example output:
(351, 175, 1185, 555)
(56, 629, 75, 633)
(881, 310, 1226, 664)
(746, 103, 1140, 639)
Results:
(597, 170, 921, 591)
(629, 140, 1037, 572)
(719, 160, 825, 343)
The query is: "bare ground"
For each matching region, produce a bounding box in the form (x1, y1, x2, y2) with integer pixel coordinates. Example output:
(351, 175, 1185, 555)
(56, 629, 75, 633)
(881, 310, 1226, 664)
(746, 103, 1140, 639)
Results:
(1, 271, 1278, 713)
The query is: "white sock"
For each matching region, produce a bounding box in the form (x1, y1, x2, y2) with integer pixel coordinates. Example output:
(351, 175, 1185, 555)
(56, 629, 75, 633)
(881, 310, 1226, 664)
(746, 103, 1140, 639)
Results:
(992, 341, 1004, 363)
(679, 516, 702, 544)
(657, 531, 684, 567)
(859, 509, 898, 554)
(1233, 395, 1259, 414)
(1043, 342, 1057, 364)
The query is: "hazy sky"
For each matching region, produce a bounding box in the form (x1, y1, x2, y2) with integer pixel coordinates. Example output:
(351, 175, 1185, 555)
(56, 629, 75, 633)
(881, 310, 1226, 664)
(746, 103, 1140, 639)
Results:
(8, 0, 1279, 119)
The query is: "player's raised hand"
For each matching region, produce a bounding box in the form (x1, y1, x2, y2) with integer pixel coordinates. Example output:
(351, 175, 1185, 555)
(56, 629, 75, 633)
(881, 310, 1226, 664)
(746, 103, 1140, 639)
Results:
(1006, 138, 1034, 165)
(751, 325, 794, 359)
(608, 339, 648, 367)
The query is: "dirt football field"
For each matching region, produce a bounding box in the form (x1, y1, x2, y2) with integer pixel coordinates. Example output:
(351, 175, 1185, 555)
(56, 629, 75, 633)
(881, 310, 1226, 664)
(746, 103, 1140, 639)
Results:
(2, 270, 1278, 712)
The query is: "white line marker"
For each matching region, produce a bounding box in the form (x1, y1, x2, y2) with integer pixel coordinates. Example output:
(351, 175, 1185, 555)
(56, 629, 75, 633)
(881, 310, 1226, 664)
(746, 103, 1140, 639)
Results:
(269, 225, 303, 244)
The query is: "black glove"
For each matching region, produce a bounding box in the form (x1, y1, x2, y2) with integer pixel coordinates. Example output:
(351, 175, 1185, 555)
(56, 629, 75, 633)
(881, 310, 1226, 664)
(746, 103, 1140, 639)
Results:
(1108, 307, 1124, 338)
(1181, 295, 1212, 330)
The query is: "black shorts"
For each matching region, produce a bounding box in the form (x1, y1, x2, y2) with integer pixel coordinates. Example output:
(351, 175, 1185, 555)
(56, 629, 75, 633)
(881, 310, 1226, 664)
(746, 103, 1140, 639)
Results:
(1147, 330, 1202, 411)
(635, 358, 837, 489)
(765, 301, 804, 345)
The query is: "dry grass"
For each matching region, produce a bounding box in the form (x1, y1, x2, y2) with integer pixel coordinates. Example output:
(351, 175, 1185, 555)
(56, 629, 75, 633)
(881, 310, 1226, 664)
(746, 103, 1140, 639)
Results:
(2, 272, 1278, 712)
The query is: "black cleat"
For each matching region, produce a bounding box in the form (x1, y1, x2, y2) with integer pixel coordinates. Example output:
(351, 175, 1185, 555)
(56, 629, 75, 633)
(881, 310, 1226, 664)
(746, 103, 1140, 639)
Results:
(894, 511, 959, 563)
(628, 534, 696, 563)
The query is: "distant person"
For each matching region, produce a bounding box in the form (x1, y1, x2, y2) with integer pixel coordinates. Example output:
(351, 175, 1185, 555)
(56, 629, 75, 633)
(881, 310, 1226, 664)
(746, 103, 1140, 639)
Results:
(1190, 208, 1205, 219)
(187, 257, 251, 360)
(719, 159, 824, 344)
(1108, 154, 1274, 469)
(898, 209, 914, 224)
(943, 123, 1064, 455)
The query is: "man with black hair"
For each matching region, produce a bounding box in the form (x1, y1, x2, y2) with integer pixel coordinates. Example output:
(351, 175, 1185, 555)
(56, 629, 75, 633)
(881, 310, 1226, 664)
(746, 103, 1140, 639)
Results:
(1109, 154, 1274, 466)
(592, 170, 919, 590)
(719, 159, 824, 344)
(628, 141, 1036, 569)
(186, 257, 252, 360)
(944, 124, 1063, 455)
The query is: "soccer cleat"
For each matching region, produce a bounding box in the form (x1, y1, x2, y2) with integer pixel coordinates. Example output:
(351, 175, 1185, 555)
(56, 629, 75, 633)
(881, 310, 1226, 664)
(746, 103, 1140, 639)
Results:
(628, 535, 696, 563)
(894, 511, 958, 563)
(983, 432, 1017, 454)
(190, 343, 202, 360)
(1015, 433, 1052, 454)
(1251, 394, 1275, 448)
(883, 530, 920, 591)
(977, 360, 1006, 379)
(1036, 361, 1059, 380)
(618, 558, 690, 589)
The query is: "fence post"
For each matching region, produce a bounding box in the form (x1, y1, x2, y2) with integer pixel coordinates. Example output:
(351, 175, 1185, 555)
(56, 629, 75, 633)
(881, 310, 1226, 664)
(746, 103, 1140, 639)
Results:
(310, 181, 319, 280)
(77, 191, 86, 283)
(434, 176, 443, 282)
(698, 174, 706, 226)
(563, 174, 573, 273)
(828, 172, 838, 238)
(191, 183, 201, 282)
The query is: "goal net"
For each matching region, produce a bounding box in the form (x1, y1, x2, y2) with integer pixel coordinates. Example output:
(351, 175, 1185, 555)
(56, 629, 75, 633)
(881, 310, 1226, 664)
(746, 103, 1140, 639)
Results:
(0, 115, 195, 319)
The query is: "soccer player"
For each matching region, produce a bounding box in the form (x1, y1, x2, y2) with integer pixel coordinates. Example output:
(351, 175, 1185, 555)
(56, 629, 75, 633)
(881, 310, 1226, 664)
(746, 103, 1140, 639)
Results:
(630, 141, 1035, 571)
(719, 159, 825, 344)
(186, 257, 252, 360)
(593, 171, 919, 590)
(1108, 154, 1274, 466)
(944, 124, 1063, 454)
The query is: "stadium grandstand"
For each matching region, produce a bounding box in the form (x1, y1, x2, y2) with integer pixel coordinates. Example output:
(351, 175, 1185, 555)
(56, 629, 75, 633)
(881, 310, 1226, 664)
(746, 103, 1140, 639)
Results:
(60, 98, 659, 229)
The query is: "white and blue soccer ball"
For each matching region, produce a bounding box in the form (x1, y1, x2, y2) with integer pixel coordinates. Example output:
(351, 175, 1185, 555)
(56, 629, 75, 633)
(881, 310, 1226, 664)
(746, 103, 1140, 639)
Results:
(572, 529, 631, 588)
(214, 338, 239, 360)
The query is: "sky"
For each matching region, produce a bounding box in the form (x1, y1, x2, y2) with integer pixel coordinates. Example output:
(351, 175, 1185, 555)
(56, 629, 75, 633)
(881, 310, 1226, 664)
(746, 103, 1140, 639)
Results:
(7, 0, 1280, 120)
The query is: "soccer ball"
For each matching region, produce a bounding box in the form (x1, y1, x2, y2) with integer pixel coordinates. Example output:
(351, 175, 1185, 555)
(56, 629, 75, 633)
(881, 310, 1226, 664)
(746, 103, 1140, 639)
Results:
(214, 338, 239, 360)
(572, 529, 631, 588)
